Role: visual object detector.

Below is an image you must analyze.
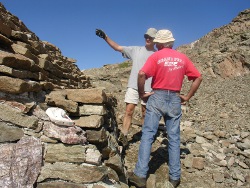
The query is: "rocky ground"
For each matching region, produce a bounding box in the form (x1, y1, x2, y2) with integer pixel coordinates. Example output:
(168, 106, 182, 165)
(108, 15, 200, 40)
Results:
(124, 74, 250, 188)
(84, 65, 250, 187)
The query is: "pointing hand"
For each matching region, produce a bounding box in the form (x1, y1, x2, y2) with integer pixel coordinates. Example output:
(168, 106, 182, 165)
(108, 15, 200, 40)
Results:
(96, 29, 107, 39)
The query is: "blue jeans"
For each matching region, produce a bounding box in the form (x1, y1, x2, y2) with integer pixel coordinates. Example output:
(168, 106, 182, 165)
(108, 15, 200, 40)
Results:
(134, 90, 182, 180)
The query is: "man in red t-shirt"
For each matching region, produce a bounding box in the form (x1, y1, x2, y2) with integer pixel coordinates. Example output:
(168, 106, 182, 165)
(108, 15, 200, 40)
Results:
(129, 29, 202, 188)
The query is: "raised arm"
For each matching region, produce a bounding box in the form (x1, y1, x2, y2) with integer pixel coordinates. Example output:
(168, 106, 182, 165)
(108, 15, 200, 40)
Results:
(96, 29, 123, 52)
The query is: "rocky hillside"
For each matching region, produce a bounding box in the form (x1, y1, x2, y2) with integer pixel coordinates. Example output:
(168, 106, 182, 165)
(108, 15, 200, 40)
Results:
(177, 8, 250, 78)
(83, 9, 250, 187)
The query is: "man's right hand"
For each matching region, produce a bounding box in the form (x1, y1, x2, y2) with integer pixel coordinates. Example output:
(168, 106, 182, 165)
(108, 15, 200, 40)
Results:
(96, 29, 106, 39)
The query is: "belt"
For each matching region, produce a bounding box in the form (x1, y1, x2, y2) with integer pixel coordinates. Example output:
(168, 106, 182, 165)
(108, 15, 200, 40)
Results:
(153, 89, 180, 93)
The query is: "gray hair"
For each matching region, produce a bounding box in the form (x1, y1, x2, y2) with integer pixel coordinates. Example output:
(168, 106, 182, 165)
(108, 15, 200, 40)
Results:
(162, 41, 174, 48)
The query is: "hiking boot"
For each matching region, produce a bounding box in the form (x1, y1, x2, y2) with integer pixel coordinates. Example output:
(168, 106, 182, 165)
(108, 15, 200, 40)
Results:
(169, 178, 180, 188)
(118, 132, 128, 147)
(128, 172, 146, 188)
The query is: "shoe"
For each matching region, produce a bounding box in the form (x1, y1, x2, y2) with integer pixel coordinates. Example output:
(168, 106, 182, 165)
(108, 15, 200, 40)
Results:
(118, 132, 128, 147)
(169, 178, 180, 188)
(128, 172, 146, 188)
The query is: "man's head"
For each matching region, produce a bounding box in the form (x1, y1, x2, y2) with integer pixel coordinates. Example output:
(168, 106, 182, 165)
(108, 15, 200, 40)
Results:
(144, 28, 157, 39)
(144, 28, 157, 48)
(153, 29, 175, 50)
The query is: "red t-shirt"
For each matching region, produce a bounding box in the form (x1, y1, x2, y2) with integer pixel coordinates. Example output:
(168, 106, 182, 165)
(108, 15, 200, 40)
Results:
(141, 48, 201, 91)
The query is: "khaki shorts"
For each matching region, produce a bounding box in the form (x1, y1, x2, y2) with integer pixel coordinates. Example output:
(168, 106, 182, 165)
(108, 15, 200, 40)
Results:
(124, 87, 147, 105)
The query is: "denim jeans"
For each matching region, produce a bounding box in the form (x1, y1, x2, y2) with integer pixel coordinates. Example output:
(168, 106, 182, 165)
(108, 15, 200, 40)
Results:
(134, 90, 182, 180)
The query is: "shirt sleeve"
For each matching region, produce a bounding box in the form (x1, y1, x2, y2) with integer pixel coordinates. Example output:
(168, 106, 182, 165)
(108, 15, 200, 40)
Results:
(185, 57, 201, 80)
(122, 46, 136, 60)
(141, 53, 156, 78)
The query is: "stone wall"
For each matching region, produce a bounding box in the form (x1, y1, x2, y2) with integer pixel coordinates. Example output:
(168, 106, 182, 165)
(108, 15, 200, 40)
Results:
(0, 3, 91, 92)
(0, 88, 127, 187)
(0, 3, 127, 188)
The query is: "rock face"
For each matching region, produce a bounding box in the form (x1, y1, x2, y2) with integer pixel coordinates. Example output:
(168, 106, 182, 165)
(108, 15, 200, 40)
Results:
(177, 9, 250, 78)
(0, 2, 249, 188)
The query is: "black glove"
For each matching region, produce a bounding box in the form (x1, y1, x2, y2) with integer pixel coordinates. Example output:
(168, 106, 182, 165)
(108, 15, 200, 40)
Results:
(96, 29, 107, 39)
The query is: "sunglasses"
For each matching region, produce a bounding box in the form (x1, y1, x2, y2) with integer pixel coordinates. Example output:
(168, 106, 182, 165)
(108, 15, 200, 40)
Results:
(144, 34, 154, 40)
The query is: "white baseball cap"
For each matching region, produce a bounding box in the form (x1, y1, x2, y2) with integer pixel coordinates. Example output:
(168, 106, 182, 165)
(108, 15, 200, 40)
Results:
(144, 28, 157, 38)
(153, 29, 175, 43)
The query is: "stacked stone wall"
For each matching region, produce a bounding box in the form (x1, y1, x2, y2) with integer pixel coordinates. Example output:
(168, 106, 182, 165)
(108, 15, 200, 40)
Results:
(0, 3, 127, 187)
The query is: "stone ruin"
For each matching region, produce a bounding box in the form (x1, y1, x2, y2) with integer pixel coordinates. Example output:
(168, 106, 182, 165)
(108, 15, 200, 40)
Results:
(0, 3, 127, 188)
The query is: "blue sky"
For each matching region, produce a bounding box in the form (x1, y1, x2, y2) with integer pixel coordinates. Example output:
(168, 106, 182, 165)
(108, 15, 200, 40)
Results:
(1, 0, 249, 70)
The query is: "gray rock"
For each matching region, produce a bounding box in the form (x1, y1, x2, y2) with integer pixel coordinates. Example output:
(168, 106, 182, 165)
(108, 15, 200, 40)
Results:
(0, 122, 24, 142)
(37, 162, 107, 184)
(44, 143, 86, 163)
(73, 115, 104, 128)
(213, 172, 225, 183)
(0, 103, 38, 129)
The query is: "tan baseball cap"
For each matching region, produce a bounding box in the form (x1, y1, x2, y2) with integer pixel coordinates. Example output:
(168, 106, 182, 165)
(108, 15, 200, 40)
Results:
(153, 29, 175, 43)
(144, 28, 157, 38)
